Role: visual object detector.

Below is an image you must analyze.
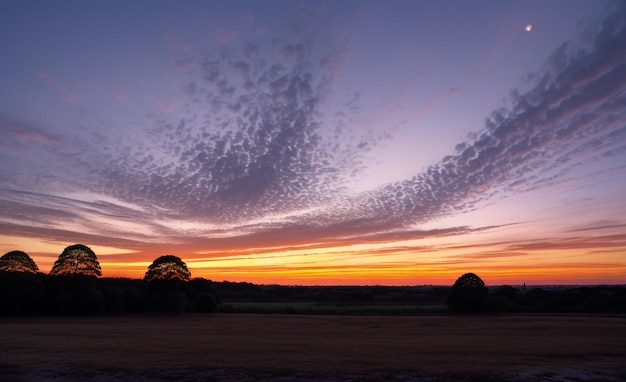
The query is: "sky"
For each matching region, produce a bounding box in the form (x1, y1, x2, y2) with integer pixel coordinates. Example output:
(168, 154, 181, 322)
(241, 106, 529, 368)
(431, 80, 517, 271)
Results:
(1, 0, 625, 286)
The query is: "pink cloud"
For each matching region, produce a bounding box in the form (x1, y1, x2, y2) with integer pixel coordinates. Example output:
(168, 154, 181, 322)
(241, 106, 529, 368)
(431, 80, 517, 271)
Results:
(176, 42, 194, 52)
(37, 69, 79, 105)
(58, 88, 79, 105)
(171, 57, 196, 74)
(37, 70, 58, 86)
(165, 32, 194, 53)
(15, 129, 62, 146)
(216, 26, 238, 44)
(0, 115, 62, 149)
(152, 96, 178, 113)
(115, 90, 130, 103)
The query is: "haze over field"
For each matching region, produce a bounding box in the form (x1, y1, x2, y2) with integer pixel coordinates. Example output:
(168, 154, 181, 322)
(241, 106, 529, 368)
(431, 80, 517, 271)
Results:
(1, 0, 625, 285)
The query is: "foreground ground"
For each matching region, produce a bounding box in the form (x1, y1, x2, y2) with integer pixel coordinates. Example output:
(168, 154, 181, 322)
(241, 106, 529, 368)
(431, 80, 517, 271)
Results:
(1, 314, 625, 381)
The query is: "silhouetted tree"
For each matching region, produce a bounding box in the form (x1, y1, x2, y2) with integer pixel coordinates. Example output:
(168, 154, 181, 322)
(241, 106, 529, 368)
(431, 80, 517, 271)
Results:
(144, 255, 191, 282)
(446, 272, 489, 313)
(453, 272, 486, 289)
(50, 244, 102, 277)
(0, 250, 39, 273)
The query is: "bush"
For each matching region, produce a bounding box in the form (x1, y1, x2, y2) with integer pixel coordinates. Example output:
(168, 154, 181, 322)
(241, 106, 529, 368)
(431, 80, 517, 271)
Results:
(0, 271, 46, 315)
(192, 292, 218, 313)
(167, 291, 189, 314)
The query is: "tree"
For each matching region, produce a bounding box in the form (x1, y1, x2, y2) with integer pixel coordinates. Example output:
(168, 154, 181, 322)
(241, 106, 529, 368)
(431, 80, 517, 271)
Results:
(446, 272, 489, 313)
(453, 272, 486, 289)
(0, 250, 39, 273)
(50, 244, 102, 277)
(144, 255, 191, 282)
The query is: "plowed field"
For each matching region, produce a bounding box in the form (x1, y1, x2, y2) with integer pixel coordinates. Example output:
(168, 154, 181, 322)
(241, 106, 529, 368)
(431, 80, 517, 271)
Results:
(2, 314, 625, 381)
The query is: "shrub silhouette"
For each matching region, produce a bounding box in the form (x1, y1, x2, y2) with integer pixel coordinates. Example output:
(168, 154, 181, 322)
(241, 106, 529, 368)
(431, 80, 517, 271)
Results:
(446, 272, 489, 313)
(0, 271, 46, 315)
(188, 277, 222, 305)
(0, 250, 39, 273)
(144, 255, 191, 282)
(103, 285, 125, 314)
(43, 274, 104, 315)
(166, 291, 189, 313)
(192, 292, 218, 313)
(489, 285, 519, 312)
(50, 244, 102, 277)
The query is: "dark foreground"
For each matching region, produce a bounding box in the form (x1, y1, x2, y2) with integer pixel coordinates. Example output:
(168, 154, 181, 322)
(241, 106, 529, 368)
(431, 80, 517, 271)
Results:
(1, 314, 625, 381)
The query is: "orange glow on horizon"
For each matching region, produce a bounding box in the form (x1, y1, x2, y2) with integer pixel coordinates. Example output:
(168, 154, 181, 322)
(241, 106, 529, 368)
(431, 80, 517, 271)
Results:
(4, 228, 626, 286)
(99, 251, 626, 286)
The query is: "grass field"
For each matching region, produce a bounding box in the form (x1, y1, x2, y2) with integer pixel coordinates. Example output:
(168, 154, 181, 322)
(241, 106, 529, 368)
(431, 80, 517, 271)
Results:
(218, 301, 447, 315)
(1, 314, 625, 381)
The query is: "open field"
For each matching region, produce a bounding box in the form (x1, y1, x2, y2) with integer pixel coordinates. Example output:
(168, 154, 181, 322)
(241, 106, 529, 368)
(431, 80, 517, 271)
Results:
(219, 301, 448, 315)
(1, 314, 625, 381)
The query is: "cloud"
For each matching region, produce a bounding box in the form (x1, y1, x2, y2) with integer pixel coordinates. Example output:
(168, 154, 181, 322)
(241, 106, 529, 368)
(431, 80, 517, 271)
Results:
(215, 25, 238, 44)
(151, 96, 179, 112)
(36, 69, 79, 105)
(0, 189, 160, 248)
(58, 87, 79, 105)
(565, 220, 626, 233)
(37, 70, 58, 86)
(345, 2, 626, 230)
(90, 38, 364, 225)
(244, 42, 258, 58)
(114, 89, 130, 103)
(0, 114, 62, 150)
(171, 57, 196, 74)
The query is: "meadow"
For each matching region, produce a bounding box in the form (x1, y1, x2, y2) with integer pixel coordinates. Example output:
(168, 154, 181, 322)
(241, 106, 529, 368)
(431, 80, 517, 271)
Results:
(2, 313, 625, 381)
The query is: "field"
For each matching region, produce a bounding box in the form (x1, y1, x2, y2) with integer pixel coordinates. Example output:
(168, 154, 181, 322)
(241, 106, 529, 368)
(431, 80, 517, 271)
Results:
(218, 301, 448, 315)
(1, 314, 625, 381)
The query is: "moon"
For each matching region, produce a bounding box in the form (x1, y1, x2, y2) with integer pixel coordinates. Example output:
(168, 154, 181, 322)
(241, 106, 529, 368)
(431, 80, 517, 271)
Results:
(525, 24, 533, 32)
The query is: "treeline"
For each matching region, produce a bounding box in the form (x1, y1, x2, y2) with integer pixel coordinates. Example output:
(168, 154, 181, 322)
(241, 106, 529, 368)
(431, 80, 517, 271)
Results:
(216, 281, 626, 314)
(0, 271, 221, 316)
(218, 282, 450, 304)
(2, 271, 625, 316)
(494, 285, 626, 313)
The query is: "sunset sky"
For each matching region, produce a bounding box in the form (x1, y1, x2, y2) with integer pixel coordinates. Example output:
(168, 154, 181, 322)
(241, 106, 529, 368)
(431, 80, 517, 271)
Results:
(1, 0, 625, 286)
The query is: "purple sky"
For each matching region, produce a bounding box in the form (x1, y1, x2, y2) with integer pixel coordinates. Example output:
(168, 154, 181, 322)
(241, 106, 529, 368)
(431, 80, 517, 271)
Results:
(1, 0, 625, 284)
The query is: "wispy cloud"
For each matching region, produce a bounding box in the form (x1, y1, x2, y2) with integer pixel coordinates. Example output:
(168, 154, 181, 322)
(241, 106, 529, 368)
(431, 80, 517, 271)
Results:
(36, 70, 58, 86)
(36, 69, 80, 105)
(171, 57, 196, 74)
(58, 88, 79, 105)
(0, 114, 62, 150)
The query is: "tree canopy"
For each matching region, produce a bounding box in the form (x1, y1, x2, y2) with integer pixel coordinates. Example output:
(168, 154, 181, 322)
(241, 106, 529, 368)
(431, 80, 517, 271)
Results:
(0, 250, 39, 273)
(144, 255, 191, 282)
(452, 272, 486, 289)
(49, 244, 102, 277)
(446, 272, 489, 313)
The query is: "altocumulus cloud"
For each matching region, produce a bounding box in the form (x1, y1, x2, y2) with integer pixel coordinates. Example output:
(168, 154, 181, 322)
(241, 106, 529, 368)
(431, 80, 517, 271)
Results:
(1, 2, 625, 251)
(345, 2, 626, 231)
(97, 38, 361, 223)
